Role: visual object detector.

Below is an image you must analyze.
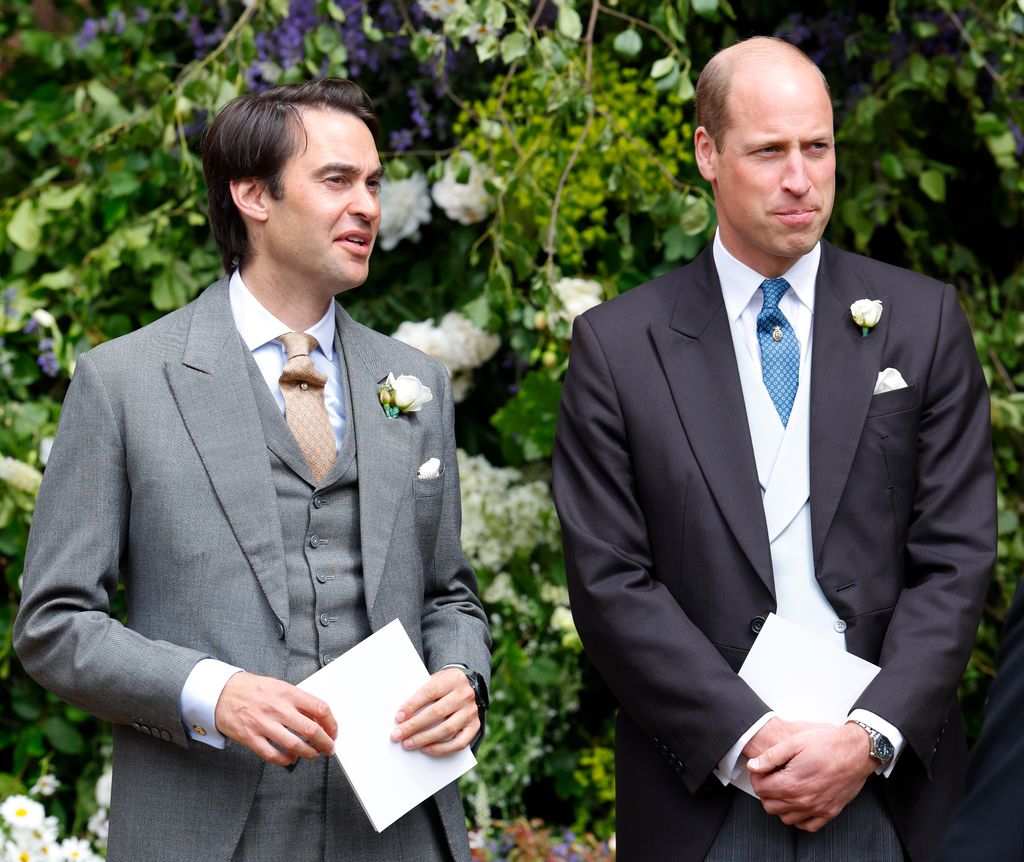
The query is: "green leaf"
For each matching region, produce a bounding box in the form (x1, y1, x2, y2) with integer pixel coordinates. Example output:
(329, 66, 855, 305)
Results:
(326, 0, 346, 21)
(918, 169, 946, 203)
(491, 371, 563, 464)
(557, 5, 583, 41)
(44, 716, 85, 755)
(613, 29, 642, 59)
(680, 194, 710, 235)
(651, 56, 677, 79)
(7, 199, 43, 252)
(880, 153, 905, 181)
(500, 32, 530, 64)
(692, 0, 719, 15)
(676, 72, 695, 102)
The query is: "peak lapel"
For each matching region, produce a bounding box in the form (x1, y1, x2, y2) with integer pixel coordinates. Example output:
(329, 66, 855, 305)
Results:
(336, 306, 411, 618)
(165, 279, 289, 628)
(809, 242, 889, 567)
(650, 249, 774, 595)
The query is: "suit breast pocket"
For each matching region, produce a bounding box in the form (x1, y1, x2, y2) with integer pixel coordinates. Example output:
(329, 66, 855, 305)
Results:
(866, 382, 919, 418)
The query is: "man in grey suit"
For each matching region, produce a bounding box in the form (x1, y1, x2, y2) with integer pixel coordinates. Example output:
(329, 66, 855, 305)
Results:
(553, 37, 994, 860)
(14, 78, 490, 862)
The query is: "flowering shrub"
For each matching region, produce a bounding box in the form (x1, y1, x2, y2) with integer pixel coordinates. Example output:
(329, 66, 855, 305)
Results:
(2, 0, 1023, 846)
(0, 771, 106, 862)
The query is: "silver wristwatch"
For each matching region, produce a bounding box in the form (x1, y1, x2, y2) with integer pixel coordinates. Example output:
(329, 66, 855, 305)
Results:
(852, 720, 895, 767)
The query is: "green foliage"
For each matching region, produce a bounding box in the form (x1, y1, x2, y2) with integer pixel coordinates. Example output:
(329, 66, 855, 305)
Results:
(2, 0, 1023, 843)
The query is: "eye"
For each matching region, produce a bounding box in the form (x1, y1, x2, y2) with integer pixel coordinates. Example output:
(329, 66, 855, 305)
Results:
(367, 178, 382, 194)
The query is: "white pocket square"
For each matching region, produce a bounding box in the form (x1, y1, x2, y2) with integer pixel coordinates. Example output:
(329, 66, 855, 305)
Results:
(416, 457, 442, 480)
(874, 368, 908, 395)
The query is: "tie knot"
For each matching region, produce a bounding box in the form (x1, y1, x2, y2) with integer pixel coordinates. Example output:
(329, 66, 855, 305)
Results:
(759, 277, 791, 311)
(278, 331, 318, 360)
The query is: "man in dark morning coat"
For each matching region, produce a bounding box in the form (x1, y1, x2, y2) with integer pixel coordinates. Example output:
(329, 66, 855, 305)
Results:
(552, 37, 995, 861)
(937, 579, 1024, 861)
(14, 79, 490, 861)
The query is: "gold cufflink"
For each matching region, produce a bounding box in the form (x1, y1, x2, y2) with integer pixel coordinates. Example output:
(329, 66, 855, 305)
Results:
(192, 725, 207, 736)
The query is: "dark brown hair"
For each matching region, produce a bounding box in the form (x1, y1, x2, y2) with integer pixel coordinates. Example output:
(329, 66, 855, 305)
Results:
(695, 37, 830, 152)
(201, 78, 380, 271)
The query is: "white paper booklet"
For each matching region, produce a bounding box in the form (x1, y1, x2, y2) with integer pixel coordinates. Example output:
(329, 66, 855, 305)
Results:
(732, 612, 881, 797)
(298, 618, 477, 832)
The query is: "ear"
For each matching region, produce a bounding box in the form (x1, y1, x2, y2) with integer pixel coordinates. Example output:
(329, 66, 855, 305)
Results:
(230, 177, 272, 224)
(693, 126, 718, 184)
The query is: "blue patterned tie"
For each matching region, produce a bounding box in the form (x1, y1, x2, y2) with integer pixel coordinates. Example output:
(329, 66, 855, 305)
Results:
(757, 278, 799, 426)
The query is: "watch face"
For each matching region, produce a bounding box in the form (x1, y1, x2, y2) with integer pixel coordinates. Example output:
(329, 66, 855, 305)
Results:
(874, 736, 895, 763)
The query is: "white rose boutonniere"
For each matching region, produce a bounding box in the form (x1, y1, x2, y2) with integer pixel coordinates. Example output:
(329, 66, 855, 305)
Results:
(379, 372, 433, 419)
(850, 299, 883, 337)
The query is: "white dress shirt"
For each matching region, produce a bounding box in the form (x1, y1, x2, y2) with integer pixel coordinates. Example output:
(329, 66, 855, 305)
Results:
(710, 233, 904, 785)
(179, 271, 344, 747)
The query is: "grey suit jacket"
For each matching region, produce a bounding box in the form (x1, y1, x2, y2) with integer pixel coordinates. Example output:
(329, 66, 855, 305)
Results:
(14, 278, 491, 861)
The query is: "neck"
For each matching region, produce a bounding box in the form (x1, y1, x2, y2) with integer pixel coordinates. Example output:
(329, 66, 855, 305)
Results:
(238, 264, 334, 331)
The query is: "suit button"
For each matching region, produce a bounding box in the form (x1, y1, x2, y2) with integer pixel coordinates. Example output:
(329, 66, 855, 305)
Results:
(309, 535, 321, 548)
(322, 654, 333, 665)
(313, 495, 326, 509)
(275, 622, 285, 639)
(750, 617, 766, 634)
(834, 620, 848, 633)
(319, 613, 331, 627)
(316, 571, 328, 584)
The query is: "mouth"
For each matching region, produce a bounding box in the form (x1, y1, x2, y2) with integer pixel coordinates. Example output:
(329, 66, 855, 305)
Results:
(336, 231, 373, 255)
(774, 209, 819, 227)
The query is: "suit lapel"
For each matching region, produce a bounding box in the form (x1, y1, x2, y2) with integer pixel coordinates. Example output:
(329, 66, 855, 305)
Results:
(336, 305, 411, 619)
(650, 248, 775, 595)
(809, 241, 889, 567)
(165, 279, 290, 628)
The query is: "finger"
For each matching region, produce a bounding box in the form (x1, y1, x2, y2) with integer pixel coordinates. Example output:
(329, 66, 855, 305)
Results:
(395, 669, 469, 723)
(401, 702, 474, 750)
(795, 816, 830, 832)
(748, 738, 798, 774)
(421, 719, 479, 756)
(292, 700, 338, 755)
(393, 688, 470, 741)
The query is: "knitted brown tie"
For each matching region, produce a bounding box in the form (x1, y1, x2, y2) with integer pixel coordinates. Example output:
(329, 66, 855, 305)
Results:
(277, 332, 336, 484)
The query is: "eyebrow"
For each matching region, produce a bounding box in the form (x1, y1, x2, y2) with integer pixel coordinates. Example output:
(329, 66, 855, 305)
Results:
(312, 162, 385, 180)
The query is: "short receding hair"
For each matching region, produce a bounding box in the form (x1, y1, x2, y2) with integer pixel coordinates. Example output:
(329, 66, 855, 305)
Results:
(202, 78, 380, 272)
(695, 37, 830, 152)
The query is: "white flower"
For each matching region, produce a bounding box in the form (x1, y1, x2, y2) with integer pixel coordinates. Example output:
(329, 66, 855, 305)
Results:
(378, 173, 432, 252)
(0, 457, 43, 494)
(28, 775, 60, 797)
(61, 837, 99, 861)
(392, 312, 500, 403)
(86, 810, 108, 847)
(31, 309, 56, 328)
(464, 21, 497, 43)
(550, 277, 603, 331)
(379, 372, 432, 418)
(430, 152, 495, 225)
(1, 796, 45, 832)
(38, 437, 54, 467)
(417, 0, 466, 21)
(94, 770, 112, 809)
(850, 299, 883, 334)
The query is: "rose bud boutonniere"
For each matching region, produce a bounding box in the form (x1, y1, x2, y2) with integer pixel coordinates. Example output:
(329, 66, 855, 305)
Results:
(379, 372, 433, 419)
(850, 299, 883, 337)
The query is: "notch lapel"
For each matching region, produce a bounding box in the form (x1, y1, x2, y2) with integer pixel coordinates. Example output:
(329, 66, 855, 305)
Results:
(809, 242, 889, 567)
(165, 280, 290, 628)
(336, 306, 411, 619)
(650, 249, 775, 595)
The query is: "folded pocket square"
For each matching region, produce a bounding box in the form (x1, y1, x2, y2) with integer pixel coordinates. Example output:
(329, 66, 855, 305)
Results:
(416, 458, 442, 480)
(874, 367, 908, 395)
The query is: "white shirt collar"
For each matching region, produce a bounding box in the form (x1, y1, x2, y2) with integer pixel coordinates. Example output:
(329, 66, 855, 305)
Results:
(714, 231, 820, 323)
(228, 270, 336, 360)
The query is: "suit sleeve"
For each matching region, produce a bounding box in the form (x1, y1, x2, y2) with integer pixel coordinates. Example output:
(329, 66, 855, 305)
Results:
(417, 369, 491, 689)
(553, 315, 769, 791)
(13, 352, 208, 746)
(853, 283, 996, 771)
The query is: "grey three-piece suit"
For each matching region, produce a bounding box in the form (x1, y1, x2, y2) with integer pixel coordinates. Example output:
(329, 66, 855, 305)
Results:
(14, 278, 491, 861)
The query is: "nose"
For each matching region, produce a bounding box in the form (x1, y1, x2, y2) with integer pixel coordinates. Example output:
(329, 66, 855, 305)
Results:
(351, 180, 381, 222)
(781, 152, 812, 197)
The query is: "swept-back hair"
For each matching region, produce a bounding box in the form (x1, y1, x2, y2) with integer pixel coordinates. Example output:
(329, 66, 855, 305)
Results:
(202, 78, 380, 271)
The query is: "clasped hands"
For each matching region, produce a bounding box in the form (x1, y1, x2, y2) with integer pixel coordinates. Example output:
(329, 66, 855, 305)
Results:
(214, 667, 479, 767)
(742, 717, 878, 833)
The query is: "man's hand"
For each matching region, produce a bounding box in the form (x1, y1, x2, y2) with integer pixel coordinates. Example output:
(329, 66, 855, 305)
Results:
(742, 716, 830, 762)
(214, 671, 337, 767)
(390, 667, 478, 756)
(747, 722, 876, 832)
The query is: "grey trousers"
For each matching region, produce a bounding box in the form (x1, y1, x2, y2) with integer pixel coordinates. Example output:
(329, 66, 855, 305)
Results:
(705, 784, 904, 862)
(230, 755, 450, 862)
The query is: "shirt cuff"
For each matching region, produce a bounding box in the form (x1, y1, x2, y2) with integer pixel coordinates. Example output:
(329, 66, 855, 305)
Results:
(180, 659, 243, 748)
(848, 709, 905, 777)
(714, 712, 774, 786)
